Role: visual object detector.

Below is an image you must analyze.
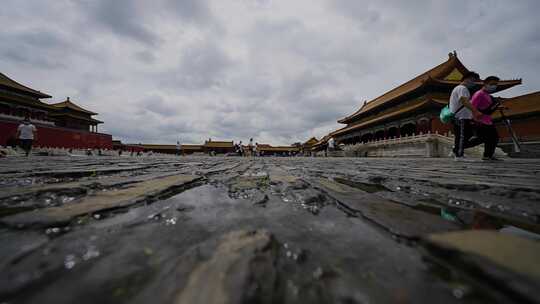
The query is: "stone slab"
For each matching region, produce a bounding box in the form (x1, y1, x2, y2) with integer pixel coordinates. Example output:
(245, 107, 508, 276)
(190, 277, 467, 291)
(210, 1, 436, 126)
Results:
(174, 230, 278, 304)
(421, 230, 540, 304)
(1, 156, 540, 303)
(308, 178, 461, 238)
(425, 230, 540, 281)
(1, 174, 201, 227)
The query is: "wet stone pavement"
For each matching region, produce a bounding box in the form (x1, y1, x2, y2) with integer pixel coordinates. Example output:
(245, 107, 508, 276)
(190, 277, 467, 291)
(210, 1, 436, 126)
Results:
(1, 156, 539, 304)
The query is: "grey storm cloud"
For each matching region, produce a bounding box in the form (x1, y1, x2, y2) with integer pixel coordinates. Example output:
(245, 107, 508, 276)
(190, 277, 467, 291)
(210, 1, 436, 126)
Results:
(167, 0, 216, 26)
(134, 51, 157, 64)
(76, 0, 219, 46)
(78, 0, 160, 46)
(1, 0, 539, 145)
(137, 95, 180, 117)
(0, 30, 70, 69)
(162, 40, 233, 90)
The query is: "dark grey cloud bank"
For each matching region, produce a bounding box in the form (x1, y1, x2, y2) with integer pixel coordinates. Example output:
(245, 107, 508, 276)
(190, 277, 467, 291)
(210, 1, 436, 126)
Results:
(1, 0, 539, 145)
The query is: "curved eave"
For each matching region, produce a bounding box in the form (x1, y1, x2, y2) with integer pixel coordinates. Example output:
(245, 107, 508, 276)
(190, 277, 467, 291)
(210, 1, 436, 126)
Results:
(302, 137, 319, 146)
(311, 135, 331, 149)
(329, 126, 349, 137)
(338, 53, 469, 124)
(50, 103, 99, 115)
(0, 85, 53, 99)
(426, 78, 522, 93)
(333, 98, 442, 137)
(337, 79, 522, 125)
(0, 73, 52, 99)
(338, 77, 435, 124)
(49, 112, 103, 124)
(0, 93, 58, 111)
(492, 91, 540, 120)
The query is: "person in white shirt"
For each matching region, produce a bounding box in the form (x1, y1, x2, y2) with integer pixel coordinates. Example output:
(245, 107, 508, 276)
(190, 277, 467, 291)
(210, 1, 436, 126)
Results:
(449, 71, 482, 159)
(326, 137, 335, 157)
(236, 141, 244, 157)
(16, 118, 37, 157)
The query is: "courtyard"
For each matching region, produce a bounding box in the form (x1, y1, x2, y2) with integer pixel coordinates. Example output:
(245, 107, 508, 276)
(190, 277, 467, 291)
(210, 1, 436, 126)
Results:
(1, 156, 539, 303)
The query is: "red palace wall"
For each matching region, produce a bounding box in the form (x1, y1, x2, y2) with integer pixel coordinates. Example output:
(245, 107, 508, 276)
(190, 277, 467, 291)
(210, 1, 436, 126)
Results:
(430, 117, 453, 135)
(0, 120, 112, 149)
(122, 144, 145, 152)
(495, 117, 540, 142)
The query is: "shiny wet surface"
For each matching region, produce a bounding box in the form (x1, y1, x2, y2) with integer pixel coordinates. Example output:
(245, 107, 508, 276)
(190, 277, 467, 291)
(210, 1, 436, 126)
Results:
(1, 156, 539, 303)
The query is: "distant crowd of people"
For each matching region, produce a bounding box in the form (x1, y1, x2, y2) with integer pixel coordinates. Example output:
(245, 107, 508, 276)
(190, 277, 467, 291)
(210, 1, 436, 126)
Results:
(234, 138, 262, 157)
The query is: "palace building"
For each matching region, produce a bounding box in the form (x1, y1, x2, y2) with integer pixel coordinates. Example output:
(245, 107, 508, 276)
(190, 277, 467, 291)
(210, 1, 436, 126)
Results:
(311, 135, 331, 153)
(49, 97, 103, 133)
(300, 137, 319, 156)
(0, 72, 112, 149)
(0, 72, 54, 124)
(136, 143, 204, 155)
(492, 91, 540, 155)
(203, 140, 235, 155)
(332, 52, 522, 145)
(256, 144, 300, 156)
(181, 144, 205, 155)
(493, 91, 540, 140)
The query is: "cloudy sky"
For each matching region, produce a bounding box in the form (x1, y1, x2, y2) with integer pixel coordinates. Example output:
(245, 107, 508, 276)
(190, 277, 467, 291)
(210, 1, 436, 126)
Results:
(1, 0, 539, 145)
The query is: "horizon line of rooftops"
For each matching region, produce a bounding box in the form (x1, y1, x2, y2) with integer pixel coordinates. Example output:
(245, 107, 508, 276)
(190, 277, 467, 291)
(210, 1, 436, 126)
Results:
(116, 137, 319, 149)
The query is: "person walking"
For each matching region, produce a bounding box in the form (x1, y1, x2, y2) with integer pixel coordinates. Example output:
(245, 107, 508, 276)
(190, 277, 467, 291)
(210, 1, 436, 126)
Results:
(234, 142, 240, 156)
(176, 141, 182, 156)
(248, 138, 254, 157)
(238, 141, 244, 157)
(16, 117, 37, 157)
(327, 137, 335, 157)
(471, 76, 502, 161)
(449, 71, 482, 160)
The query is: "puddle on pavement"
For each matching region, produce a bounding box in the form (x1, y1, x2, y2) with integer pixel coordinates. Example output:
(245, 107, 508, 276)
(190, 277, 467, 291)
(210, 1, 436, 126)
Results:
(279, 189, 330, 216)
(0, 189, 88, 217)
(0, 206, 35, 218)
(81, 181, 205, 226)
(160, 182, 331, 218)
(499, 225, 540, 240)
(423, 260, 484, 302)
(0, 177, 41, 188)
(87, 183, 239, 229)
(169, 184, 239, 206)
(415, 198, 540, 234)
(333, 177, 390, 193)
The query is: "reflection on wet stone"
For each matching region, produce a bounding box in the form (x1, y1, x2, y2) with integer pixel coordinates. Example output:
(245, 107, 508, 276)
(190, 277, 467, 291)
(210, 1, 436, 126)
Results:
(0, 156, 539, 303)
